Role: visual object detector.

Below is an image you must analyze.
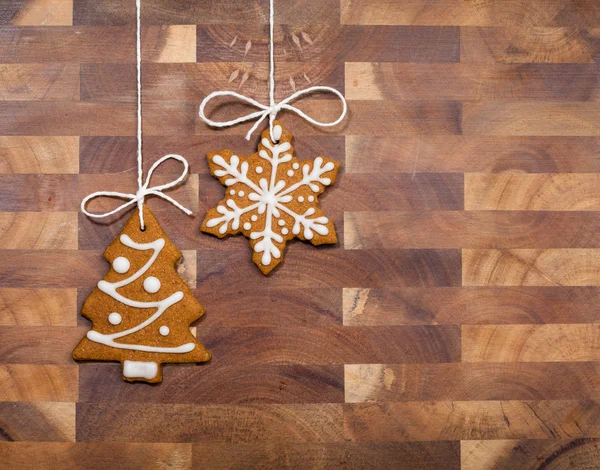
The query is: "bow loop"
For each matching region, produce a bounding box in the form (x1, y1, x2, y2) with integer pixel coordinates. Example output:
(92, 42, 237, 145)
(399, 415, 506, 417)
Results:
(81, 154, 192, 229)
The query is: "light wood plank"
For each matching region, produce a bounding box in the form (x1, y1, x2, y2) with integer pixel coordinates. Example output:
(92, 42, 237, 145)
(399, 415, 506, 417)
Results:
(0, 288, 77, 326)
(0, 402, 75, 442)
(0, 136, 78, 174)
(463, 249, 600, 286)
(462, 324, 600, 362)
(0, 212, 77, 249)
(9, 0, 73, 26)
(0, 365, 78, 402)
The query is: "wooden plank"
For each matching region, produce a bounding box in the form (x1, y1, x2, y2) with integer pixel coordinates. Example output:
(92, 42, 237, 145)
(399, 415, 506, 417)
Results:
(0, 327, 86, 364)
(345, 211, 600, 249)
(463, 101, 600, 136)
(345, 136, 600, 173)
(344, 400, 600, 441)
(0, 288, 77, 326)
(192, 100, 462, 136)
(0, 442, 192, 469)
(197, 25, 460, 63)
(0, 26, 194, 63)
(79, 364, 344, 404)
(2, 0, 73, 26)
(463, 249, 600, 286)
(465, 174, 600, 210)
(197, 326, 460, 366)
(0, 102, 135, 136)
(197, 248, 462, 289)
(193, 441, 460, 470)
(0, 136, 78, 174)
(461, 439, 600, 470)
(346, 63, 599, 101)
(340, 0, 600, 27)
(342, 286, 600, 326)
(345, 363, 600, 402)
(0, 365, 78, 402)
(0, 64, 79, 101)
(73, 0, 340, 25)
(0, 402, 75, 442)
(462, 324, 600, 362)
(460, 27, 597, 63)
(0, 174, 198, 212)
(141, 62, 345, 104)
(76, 403, 344, 443)
(0, 212, 77, 249)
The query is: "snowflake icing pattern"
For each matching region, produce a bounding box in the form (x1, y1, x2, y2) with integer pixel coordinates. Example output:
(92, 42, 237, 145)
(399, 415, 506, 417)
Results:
(201, 122, 340, 274)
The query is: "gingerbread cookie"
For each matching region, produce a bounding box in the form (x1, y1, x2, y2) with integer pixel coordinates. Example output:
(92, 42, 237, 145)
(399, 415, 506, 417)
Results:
(73, 206, 211, 383)
(201, 121, 340, 275)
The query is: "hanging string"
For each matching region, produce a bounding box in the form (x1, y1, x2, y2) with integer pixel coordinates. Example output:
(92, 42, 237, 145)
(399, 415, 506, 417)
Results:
(81, 0, 192, 230)
(199, 0, 347, 141)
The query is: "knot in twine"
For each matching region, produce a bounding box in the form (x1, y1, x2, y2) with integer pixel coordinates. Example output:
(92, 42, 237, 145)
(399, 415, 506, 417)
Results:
(81, 154, 192, 230)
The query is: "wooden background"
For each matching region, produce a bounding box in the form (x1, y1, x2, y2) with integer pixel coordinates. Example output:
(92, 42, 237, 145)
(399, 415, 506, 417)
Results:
(1, 0, 600, 468)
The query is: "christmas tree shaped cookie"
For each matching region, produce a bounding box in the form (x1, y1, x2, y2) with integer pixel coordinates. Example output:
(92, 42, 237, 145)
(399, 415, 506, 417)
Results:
(73, 206, 210, 383)
(201, 121, 340, 275)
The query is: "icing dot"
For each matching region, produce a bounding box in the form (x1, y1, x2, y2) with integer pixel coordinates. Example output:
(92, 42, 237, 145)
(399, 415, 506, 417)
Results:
(287, 170, 294, 177)
(308, 195, 315, 202)
(256, 166, 263, 174)
(143, 276, 161, 294)
(278, 219, 285, 226)
(238, 190, 245, 197)
(112, 257, 130, 274)
(159, 326, 170, 336)
(292, 163, 299, 170)
(108, 312, 122, 325)
(243, 222, 251, 230)
(229, 190, 235, 195)
(298, 196, 305, 203)
(251, 215, 258, 222)
(281, 228, 289, 235)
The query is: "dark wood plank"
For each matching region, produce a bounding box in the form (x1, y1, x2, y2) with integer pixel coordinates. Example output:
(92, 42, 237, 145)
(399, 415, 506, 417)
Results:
(196, 248, 462, 289)
(196, 25, 460, 63)
(342, 286, 600, 325)
(0, 326, 86, 364)
(345, 363, 600, 402)
(344, 400, 600, 441)
(197, 325, 460, 366)
(345, 211, 600, 249)
(76, 403, 344, 443)
(74, 0, 341, 25)
(0, 442, 192, 469)
(79, 364, 344, 404)
(0, 402, 74, 442)
(193, 441, 460, 470)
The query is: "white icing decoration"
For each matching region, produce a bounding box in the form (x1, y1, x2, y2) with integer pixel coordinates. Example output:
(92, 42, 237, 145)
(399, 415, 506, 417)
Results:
(292, 162, 299, 170)
(287, 170, 294, 177)
(272, 124, 283, 141)
(308, 195, 315, 202)
(281, 228, 289, 235)
(159, 325, 170, 336)
(123, 360, 158, 380)
(251, 215, 258, 222)
(229, 189, 235, 195)
(108, 312, 122, 325)
(238, 190, 245, 197)
(278, 219, 285, 226)
(143, 276, 161, 294)
(243, 222, 251, 230)
(256, 166, 263, 174)
(86, 235, 195, 354)
(112, 257, 130, 274)
(206, 139, 334, 265)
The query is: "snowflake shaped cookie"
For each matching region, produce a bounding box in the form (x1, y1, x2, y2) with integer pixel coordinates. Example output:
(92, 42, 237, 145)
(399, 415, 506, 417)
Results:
(201, 122, 340, 274)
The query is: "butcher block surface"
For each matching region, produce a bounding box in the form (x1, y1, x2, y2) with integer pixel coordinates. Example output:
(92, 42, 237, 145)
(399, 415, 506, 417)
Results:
(1, 0, 600, 468)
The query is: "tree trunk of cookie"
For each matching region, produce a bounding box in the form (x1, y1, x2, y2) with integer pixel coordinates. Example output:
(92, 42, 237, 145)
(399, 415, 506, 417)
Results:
(122, 360, 162, 383)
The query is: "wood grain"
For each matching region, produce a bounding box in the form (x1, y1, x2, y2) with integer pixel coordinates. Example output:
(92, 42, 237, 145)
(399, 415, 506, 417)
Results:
(2, 0, 600, 467)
